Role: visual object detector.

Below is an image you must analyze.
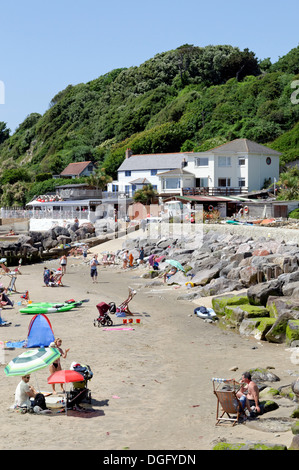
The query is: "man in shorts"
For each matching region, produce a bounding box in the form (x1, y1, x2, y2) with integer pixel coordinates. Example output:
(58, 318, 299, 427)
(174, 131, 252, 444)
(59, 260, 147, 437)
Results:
(90, 254, 99, 283)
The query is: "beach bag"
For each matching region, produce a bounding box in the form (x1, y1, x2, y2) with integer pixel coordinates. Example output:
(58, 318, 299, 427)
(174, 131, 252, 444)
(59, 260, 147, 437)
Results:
(32, 393, 47, 410)
(194, 306, 209, 315)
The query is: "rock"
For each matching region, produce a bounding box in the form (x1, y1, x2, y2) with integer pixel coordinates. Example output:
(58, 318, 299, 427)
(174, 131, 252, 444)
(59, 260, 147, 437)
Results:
(289, 434, 299, 450)
(239, 266, 258, 286)
(249, 367, 280, 382)
(291, 421, 299, 435)
(286, 320, 299, 346)
(265, 312, 295, 343)
(252, 318, 276, 341)
(191, 266, 220, 286)
(247, 280, 283, 306)
(239, 318, 262, 337)
(212, 294, 249, 315)
(213, 441, 287, 450)
(292, 379, 299, 401)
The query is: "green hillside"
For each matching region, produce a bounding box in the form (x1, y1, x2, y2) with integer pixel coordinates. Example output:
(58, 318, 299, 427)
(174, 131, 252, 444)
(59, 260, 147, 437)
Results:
(0, 44, 298, 206)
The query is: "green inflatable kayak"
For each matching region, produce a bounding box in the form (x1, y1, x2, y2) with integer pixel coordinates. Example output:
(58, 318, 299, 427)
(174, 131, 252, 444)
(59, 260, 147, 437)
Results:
(20, 303, 77, 314)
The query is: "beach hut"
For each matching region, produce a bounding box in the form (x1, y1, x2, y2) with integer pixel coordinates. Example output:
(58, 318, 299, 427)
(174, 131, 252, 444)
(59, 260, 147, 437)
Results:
(26, 314, 55, 348)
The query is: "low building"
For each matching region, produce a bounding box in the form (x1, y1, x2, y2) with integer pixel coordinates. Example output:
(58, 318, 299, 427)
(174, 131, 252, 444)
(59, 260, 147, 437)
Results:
(59, 161, 96, 179)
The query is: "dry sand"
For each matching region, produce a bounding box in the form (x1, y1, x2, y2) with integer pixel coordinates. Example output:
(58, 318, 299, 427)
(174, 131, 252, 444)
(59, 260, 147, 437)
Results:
(0, 232, 298, 451)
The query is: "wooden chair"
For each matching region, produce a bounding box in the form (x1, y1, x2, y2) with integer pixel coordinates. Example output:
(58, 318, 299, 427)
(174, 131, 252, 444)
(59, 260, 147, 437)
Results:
(212, 378, 245, 426)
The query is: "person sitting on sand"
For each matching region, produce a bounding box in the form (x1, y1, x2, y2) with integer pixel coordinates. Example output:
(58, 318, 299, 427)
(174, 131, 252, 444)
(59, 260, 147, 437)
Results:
(14, 374, 37, 408)
(236, 371, 261, 416)
(163, 267, 177, 283)
(0, 291, 14, 307)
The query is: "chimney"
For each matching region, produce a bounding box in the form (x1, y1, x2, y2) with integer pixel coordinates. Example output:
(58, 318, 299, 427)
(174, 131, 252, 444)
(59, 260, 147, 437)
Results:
(126, 148, 133, 159)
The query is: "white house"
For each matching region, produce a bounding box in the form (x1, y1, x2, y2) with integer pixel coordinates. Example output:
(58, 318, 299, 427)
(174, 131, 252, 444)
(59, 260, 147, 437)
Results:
(108, 139, 281, 197)
(186, 139, 280, 193)
(107, 149, 190, 195)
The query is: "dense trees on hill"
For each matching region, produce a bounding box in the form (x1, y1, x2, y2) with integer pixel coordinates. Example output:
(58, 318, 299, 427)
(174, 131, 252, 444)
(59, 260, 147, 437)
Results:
(0, 44, 298, 206)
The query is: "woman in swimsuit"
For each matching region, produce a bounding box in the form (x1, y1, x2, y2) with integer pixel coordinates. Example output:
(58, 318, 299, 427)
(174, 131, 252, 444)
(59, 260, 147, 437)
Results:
(49, 338, 70, 394)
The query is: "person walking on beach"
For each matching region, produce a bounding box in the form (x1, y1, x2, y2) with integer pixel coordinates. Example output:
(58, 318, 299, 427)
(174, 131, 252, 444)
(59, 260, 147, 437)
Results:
(138, 247, 145, 264)
(122, 250, 129, 269)
(60, 255, 67, 274)
(90, 254, 99, 283)
(49, 338, 70, 394)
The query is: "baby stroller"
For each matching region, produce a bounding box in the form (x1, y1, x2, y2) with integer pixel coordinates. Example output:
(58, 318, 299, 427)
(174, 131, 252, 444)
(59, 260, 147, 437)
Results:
(67, 363, 93, 410)
(93, 302, 114, 327)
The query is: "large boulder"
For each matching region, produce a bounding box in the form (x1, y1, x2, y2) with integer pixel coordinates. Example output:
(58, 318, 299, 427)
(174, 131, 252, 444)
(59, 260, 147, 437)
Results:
(212, 293, 249, 315)
(265, 312, 294, 343)
(191, 266, 220, 286)
(247, 280, 283, 306)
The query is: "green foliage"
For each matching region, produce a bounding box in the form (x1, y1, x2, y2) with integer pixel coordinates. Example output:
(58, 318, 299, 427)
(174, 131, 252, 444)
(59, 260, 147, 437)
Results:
(133, 184, 158, 205)
(0, 122, 10, 144)
(289, 208, 299, 219)
(0, 44, 298, 204)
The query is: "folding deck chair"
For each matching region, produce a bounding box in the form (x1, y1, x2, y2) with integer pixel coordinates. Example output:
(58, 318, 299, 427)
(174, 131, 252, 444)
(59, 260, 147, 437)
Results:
(212, 378, 246, 426)
(117, 287, 137, 315)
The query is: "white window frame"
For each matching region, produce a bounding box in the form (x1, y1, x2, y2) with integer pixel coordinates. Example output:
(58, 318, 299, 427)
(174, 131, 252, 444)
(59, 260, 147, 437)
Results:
(238, 157, 246, 166)
(218, 156, 231, 167)
(195, 157, 209, 167)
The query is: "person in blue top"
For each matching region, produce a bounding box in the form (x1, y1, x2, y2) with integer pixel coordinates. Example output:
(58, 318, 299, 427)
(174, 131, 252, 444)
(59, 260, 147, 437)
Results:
(43, 267, 50, 286)
(138, 247, 145, 264)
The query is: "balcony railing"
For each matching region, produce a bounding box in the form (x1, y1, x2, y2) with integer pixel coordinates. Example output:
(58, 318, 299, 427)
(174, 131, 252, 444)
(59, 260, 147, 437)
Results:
(182, 187, 248, 197)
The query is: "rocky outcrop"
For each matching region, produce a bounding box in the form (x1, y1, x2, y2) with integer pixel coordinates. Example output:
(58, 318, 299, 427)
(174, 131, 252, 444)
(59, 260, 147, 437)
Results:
(0, 222, 96, 262)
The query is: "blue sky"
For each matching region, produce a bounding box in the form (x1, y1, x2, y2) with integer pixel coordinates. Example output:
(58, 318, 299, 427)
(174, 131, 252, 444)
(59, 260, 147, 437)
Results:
(0, 0, 298, 133)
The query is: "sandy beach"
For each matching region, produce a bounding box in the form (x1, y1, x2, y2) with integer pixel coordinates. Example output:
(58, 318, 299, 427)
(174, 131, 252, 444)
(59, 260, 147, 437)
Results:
(0, 231, 298, 451)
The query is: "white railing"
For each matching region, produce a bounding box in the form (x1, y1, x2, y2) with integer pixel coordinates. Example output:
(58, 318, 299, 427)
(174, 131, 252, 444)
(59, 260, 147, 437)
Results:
(1, 207, 30, 219)
(1, 207, 92, 220)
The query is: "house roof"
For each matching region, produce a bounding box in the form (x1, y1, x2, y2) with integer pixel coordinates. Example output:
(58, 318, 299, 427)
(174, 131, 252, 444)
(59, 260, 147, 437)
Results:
(60, 161, 93, 176)
(129, 178, 151, 185)
(203, 138, 281, 156)
(118, 153, 188, 171)
(157, 168, 194, 177)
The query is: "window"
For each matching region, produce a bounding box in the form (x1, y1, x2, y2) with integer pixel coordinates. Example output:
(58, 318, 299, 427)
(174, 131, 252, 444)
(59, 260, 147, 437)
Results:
(164, 178, 180, 189)
(151, 169, 157, 175)
(218, 178, 231, 187)
(125, 170, 131, 177)
(238, 157, 245, 166)
(218, 156, 231, 167)
(195, 157, 209, 167)
(238, 178, 246, 187)
(199, 177, 208, 187)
